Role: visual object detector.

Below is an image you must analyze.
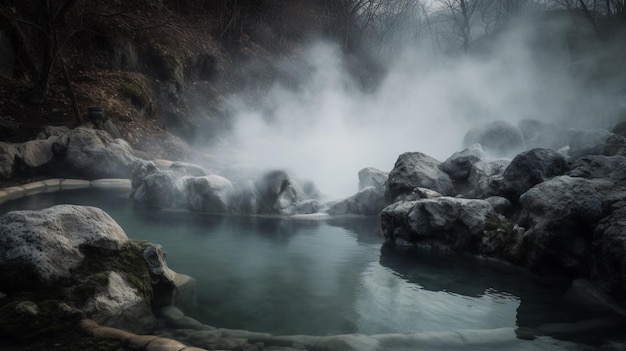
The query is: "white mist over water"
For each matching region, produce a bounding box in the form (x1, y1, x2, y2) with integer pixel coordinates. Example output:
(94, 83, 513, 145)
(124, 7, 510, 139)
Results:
(214, 22, 612, 199)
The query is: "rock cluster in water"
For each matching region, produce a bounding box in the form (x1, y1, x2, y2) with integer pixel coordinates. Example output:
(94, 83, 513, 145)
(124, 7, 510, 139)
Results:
(381, 119, 626, 307)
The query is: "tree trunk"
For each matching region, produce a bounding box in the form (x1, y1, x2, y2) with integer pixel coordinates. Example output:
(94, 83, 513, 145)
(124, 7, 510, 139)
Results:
(60, 54, 82, 125)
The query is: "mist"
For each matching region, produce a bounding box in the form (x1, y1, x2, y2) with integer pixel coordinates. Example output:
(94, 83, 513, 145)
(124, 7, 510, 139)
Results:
(206, 14, 622, 199)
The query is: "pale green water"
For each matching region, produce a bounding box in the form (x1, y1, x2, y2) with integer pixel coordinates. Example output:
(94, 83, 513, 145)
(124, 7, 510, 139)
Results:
(1, 189, 623, 349)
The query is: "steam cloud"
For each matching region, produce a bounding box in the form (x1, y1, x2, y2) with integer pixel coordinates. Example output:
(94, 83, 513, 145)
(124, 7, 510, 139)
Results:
(209, 17, 621, 199)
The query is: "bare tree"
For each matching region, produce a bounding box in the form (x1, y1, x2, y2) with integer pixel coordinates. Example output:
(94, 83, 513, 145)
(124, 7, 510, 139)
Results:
(1, 0, 175, 123)
(437, 0, 483, 52)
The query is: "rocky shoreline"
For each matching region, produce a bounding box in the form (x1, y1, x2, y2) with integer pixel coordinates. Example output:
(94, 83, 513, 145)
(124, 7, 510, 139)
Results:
(2, 119, 626, 350)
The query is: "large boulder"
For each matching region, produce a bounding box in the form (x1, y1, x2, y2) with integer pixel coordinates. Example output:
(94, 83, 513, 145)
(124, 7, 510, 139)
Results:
(254, 170, 308, 214)
(462, 120, 525, 157)
(384, 152, 455, 203)
(440, 144, 485, 182)
(568, 155, 626, 184)
(0, 205, 170, 334)
(466, 159, 510, 198)
(518, 176, 607, 277)
(568, 129, 626, 159)
(0, 205, 128, 283)
(184, 175, 233, 212)
(327, 186, 386, 216)
(502, 148, 569, 200)
(358, 167, 388, 191)
(57, 127, 143, 179)
(131, 161, 185, 209)
(381, 197, 522, 259)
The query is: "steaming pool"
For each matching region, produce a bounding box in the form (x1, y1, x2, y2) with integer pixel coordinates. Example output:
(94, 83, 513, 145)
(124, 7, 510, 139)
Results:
(1, 188, 623, 350)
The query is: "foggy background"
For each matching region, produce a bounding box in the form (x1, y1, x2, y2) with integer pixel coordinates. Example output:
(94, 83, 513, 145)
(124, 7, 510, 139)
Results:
(202, 0, 626, 198)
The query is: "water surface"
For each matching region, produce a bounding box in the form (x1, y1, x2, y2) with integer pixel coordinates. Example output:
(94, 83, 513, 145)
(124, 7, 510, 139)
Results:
(0, 189, 621, 349)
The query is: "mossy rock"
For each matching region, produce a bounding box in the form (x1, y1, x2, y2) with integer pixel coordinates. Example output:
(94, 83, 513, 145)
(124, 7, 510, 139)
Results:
(119, 80, 154, 116)
(70, 240, 154, 305)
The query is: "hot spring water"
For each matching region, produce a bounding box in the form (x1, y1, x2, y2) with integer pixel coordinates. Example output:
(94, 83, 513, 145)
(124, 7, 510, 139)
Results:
(0, 189, 621, 349)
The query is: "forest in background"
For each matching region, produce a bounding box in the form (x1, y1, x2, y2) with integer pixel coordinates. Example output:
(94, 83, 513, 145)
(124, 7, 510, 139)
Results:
(0, 0, 625, 161)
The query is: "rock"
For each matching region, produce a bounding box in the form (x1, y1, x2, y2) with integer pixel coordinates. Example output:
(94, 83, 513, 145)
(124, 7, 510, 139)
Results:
(440, 144, 485, 182)
(485, 196, 513, 216)
(381, 197, 517, 255)
(394, 187, 443, 202)
(285, 199, 326, 215)
(327, 186, 386, 216)
(0, 205, 128, 283)
(568, 155, 626, 183)
(255, 170, 307, 214)
(59, 127, 144, 179)
(82, 271, 155, 334)
(462, 120, 525, 157)
(131, 162, 185, 209)
(517, 119, 576, 150)
(568, 129, 626, 159)
(519, 176, 606, 276)
(466, 159, 509, 198)
(358, 167, 388, 191)
(592, 201, 626, 298)
(170, 161, 208, 176)
(15, 139, 56, 175)
(384, 152, 455, 204)
(502, 148, 569, 200)
(184, 175, 233, 212)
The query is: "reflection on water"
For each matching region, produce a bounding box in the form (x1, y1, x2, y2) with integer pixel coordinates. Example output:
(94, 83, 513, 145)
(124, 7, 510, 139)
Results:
(0, 189, 622, 346)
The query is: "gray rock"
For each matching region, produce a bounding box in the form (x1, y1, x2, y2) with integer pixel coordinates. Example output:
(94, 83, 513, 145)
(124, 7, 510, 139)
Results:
(60, 127, 143, 179)
(358, 167, 388, 191)
(440, 144, 485, 182)
(462, 159, 510, 198)
(255, 170, 307, 214)
(485, 196, 513, 216)
(568, 155, 626, 183)
(391, 187, 442, 202)
(184, 175, 233, 212)
(502, 148, 569, 200)
(462, 120, 525, 157)
(384, 152, 455, 204)
(381, 197, 518, 256)
(170, 161, 208, 176)
(568, 129, 626, 159)
(131, 162, 185, 209)
(17, 139, 56, 169)
(328, 186, 386, 216)
(519, 176, 606, 276)
(0, 205, 128, 282)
